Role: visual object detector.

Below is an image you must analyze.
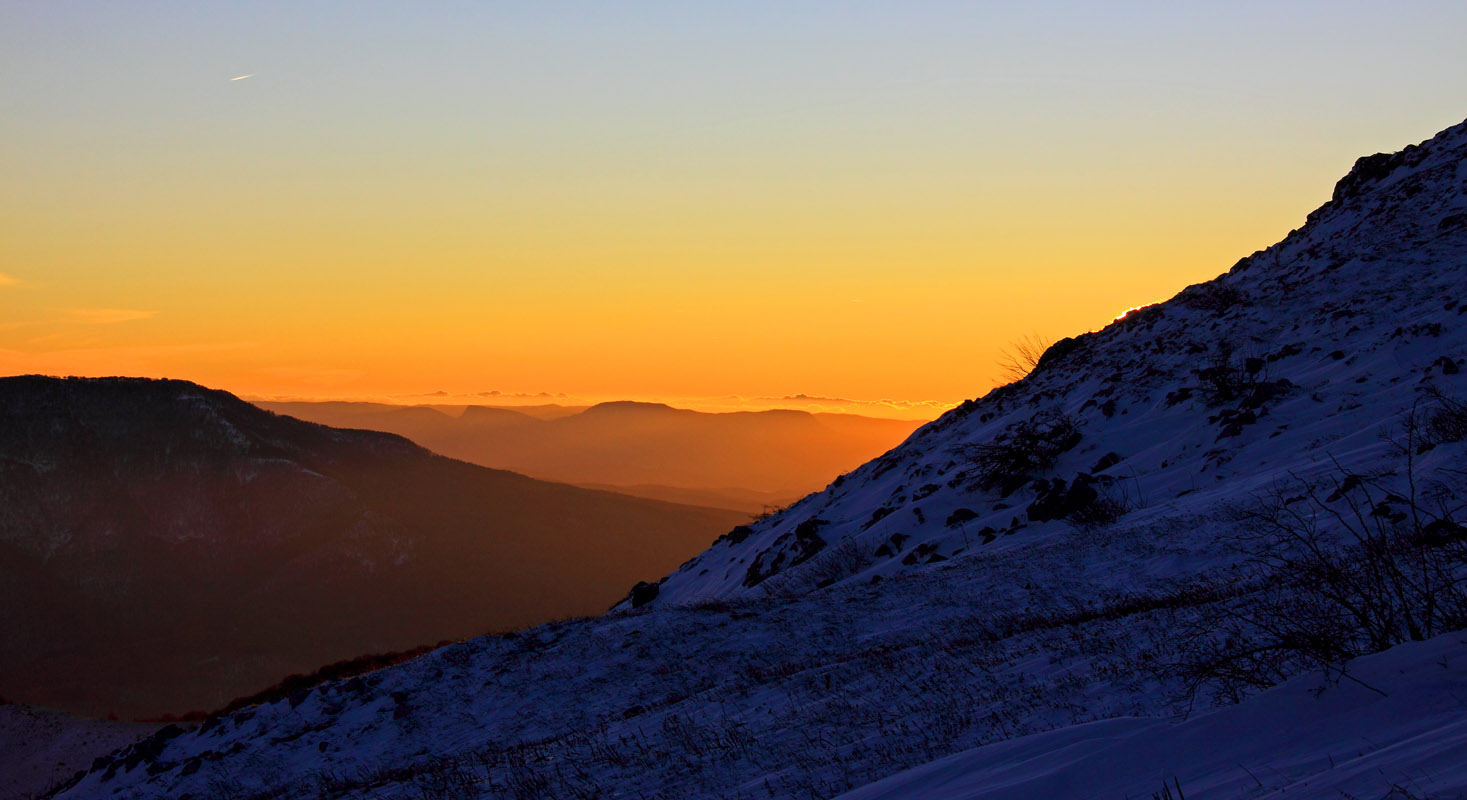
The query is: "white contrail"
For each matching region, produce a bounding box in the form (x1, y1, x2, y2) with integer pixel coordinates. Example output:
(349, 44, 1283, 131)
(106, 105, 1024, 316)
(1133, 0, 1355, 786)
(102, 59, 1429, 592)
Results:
(230, 74, 255, 81)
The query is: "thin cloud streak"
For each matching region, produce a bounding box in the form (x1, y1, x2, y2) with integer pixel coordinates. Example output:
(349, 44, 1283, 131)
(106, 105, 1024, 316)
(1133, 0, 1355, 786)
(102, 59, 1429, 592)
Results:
(65, 308, 158, 324)
(0, 341, 258, 377)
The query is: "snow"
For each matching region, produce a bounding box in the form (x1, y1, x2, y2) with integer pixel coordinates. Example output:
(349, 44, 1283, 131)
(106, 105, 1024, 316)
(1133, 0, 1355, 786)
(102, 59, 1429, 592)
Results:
(45, 118, 1467, 799)
(0, 705, 154, 800)
(835, 633, 1467, 800)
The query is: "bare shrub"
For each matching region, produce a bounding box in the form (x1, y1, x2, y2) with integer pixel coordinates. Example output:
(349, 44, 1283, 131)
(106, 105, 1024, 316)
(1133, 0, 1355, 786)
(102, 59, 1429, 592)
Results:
(1175, 448, 1467, 704)
(997, 333, 1053, 383)
(1151, 777, 1189, 800)
(1420, 388, 1467, 449)
(1067, 491, 1132, 529)
(762, 537, 872, 597)
(1193, 346, 1259, 405)
(750, 503, 789, 523)
(964, 408, 1082, 495)
(1027, 473, 1137, 528)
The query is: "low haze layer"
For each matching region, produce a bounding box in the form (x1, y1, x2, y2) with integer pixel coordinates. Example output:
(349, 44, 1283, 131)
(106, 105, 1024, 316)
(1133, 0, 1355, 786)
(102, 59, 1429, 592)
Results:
(260, 400, 921, 511)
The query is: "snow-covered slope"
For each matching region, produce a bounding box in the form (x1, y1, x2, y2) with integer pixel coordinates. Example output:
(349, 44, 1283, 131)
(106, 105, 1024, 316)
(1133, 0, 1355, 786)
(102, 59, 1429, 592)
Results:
(49, 118, 1467, 800)
(0, 706, 153, 800)
(835, 632, 1467, 800)
(635, 116, 1467, 609)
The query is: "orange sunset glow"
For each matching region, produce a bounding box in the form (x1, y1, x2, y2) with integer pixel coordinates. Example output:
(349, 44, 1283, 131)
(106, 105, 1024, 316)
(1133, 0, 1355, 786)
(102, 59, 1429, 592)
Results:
(4, 3, 1465, 416)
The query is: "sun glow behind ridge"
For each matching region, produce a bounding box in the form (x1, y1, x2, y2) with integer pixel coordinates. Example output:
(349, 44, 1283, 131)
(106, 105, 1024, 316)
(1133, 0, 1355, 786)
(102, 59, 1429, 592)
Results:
(1114, 303, 1158, 322)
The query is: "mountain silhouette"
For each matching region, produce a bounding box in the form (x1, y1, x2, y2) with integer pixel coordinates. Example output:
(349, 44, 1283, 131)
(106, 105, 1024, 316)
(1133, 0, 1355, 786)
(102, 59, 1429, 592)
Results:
(0, 376, 743, 719)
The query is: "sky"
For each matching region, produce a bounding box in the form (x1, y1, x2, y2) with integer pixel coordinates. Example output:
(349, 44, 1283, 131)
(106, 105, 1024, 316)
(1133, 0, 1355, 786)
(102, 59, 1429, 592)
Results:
(3, 1, 1466, 419)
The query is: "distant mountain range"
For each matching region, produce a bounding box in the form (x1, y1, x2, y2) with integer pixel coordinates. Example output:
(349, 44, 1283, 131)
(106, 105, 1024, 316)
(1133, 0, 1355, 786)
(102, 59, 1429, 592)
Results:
(255, 399, 922, 511)
(0, 377, 744, 719)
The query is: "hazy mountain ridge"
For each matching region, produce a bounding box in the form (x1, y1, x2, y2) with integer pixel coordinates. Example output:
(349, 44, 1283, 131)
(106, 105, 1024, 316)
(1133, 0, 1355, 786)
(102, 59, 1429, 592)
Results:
(47, 118, 1467, 799)
(256, 399, 922, 509)
(0, 377, 743, 719)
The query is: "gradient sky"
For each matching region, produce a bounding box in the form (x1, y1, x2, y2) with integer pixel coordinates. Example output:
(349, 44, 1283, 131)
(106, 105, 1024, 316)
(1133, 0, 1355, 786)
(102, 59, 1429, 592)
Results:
(3, 2, 1466, 417)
